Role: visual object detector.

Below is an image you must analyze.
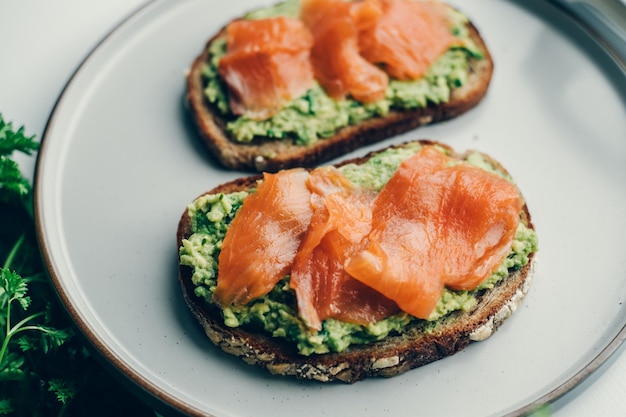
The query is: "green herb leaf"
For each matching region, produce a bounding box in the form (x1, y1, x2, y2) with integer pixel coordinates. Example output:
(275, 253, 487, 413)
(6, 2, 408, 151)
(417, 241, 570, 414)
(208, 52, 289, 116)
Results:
(0, 115, 38, 203)
(0, 156, 30, 199)
(48, 378, 78, 405)
(0, 115, 38, 156)
(0, 352, 25, 382)
(15, 336, 37, 352)
(0, 398, 14, 415)
(1, 267, 30, 310)
(30, 325, 72, 354)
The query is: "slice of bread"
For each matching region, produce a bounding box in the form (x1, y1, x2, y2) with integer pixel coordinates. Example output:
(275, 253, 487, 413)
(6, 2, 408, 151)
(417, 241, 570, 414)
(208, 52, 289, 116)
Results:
(176, 140, 536, 383)
(185, 3, 494, 172)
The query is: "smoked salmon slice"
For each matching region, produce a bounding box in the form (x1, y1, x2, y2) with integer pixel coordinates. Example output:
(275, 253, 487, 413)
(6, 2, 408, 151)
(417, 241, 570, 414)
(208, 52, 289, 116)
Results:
(358, 0, 461, 80)
(217, 0, 460, 118)
(217, 17, 314, 120)
(300, 0, 388, 103)
(215, 146, 522, 326)
(344, 147, 522, 319)
(214, 168, 313, 306)
(290, 167, 398, 330)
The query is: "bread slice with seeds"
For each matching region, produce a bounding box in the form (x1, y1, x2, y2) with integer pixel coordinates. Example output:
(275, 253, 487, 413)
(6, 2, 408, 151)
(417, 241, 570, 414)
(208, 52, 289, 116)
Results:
(176, 140, 537, 383)
(185, 1, 494, 172)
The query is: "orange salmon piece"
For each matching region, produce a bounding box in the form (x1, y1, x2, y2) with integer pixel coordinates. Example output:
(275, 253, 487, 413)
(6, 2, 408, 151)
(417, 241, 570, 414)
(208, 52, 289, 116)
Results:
(358, 0, 460, 80)
(345, 147, 522, 319)
(217, 17, 314, 120)
(300, 0, 388, 103)
(214, 169, 313, 306)
(290, 167, 398, 330)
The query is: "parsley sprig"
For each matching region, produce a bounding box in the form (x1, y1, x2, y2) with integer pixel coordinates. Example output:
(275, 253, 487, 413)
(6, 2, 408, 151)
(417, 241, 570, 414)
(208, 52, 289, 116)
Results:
(0, 117, 38, 205)
(1, 236, 71, 376)
(0, 114, 156, 417)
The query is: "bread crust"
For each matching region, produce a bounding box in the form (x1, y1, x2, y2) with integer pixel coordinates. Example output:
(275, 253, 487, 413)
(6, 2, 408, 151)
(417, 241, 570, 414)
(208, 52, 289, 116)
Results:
(185, 8, 494, 172)
(176, 140, 536, 383)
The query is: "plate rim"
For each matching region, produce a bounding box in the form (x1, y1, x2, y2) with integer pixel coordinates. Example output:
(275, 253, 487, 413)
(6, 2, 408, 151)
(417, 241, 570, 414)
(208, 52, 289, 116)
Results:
(33, 0, 626, 416)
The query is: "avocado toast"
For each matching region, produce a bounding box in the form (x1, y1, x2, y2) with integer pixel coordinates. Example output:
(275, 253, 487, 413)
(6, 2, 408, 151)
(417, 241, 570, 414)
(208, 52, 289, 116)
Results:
(176, 140, 538, 383)
(185, 0, 494, 172)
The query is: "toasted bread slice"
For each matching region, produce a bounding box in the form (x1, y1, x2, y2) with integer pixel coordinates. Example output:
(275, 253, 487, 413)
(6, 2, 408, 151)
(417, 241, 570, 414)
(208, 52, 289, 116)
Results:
(176, 140, 537, 383)
(185, 3, 494, 172)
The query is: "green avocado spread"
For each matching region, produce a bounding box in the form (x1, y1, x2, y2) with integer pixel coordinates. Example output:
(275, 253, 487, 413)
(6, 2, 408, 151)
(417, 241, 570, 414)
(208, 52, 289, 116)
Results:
(201, 0, 484, 145)
(179, 144, 539, 355)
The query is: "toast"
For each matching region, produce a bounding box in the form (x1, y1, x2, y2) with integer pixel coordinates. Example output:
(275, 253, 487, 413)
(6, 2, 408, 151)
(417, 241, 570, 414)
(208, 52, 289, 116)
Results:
(185, 0, 494, 172)
(176, 140, 538, 383)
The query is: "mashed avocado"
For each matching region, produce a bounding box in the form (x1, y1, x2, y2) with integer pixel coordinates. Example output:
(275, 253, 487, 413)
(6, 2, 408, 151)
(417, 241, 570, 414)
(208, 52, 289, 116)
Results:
(179, 145, 539, 355)
(201, 0, 484, 145)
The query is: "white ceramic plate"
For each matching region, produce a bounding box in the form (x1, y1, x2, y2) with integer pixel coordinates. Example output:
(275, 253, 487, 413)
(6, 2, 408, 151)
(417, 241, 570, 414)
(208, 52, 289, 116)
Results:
(35, 0, 626, 416)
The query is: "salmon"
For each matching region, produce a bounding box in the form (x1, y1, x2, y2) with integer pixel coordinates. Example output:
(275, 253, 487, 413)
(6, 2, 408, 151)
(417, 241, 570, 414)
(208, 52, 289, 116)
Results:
(214, 169, 313, 306)
(358, 0, 461, 80)
(300, 0, 388, 103)
(217, 17, 314, 120)
(290, 167, 398, 330)
(344, 147, 522, 319)
(218, 0, 459, 116)
(215, 147, 521, 326)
